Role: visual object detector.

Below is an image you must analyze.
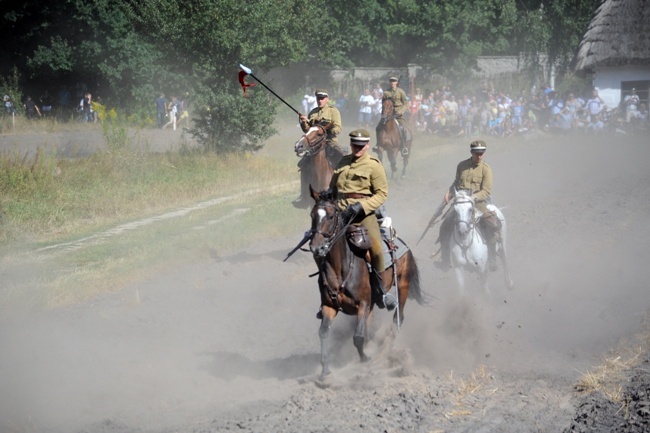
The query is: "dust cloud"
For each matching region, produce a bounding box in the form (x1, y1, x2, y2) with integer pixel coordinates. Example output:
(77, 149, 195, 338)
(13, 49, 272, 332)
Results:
(1, 127, 649, 432)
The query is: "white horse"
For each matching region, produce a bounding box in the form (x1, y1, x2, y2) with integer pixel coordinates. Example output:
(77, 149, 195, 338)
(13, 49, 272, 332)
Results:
(447, 189, 514, 294)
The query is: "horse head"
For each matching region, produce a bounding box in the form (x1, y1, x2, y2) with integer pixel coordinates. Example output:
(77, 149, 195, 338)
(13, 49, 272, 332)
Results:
(308, 186, 340, 259)
(381, 98, 395, 124)
(295, 123, 330, 157)
(451, 189, 476, 237)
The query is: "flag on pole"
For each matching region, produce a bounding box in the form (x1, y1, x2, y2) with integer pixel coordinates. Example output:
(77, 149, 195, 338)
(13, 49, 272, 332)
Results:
(238, 65, 255, 97)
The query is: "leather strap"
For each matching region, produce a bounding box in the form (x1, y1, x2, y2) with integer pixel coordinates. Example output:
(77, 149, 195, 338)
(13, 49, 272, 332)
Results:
(338, 193, 370, 199)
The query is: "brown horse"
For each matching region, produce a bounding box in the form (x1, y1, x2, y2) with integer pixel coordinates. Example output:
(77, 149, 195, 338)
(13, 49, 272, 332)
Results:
(308, 187, 429, 378)
(293, 123, 338, 208)
(376, 98, 412, 179)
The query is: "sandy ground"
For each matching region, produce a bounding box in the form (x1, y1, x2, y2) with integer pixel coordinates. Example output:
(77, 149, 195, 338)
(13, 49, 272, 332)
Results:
(1, 127, 650, 433)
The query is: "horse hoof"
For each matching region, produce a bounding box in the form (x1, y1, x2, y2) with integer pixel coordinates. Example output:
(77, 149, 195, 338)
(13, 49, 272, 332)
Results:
(361, 355, 371, 363)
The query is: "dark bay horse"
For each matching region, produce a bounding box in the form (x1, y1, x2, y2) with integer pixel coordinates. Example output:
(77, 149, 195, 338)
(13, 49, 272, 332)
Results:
(293, 122, 337, 208)
(308, 187, 428, 378)
(376, 98, 412, 179)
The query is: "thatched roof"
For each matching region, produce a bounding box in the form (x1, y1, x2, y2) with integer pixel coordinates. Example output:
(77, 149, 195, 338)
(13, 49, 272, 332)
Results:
(574, 0, 650, 72)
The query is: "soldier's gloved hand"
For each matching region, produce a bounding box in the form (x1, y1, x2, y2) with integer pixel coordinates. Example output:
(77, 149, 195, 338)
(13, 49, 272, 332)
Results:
(341, 202, 364, 223)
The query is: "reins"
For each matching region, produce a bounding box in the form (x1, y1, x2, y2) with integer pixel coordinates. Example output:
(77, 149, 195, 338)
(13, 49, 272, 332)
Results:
(311, 199, 359, 310)
(312, 201, 354, 254)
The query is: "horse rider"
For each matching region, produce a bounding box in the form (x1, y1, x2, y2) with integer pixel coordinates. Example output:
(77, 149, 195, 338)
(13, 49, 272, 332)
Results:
(377, 76, 410, 155)
(436, 140, 500, 271)
(330, 129, 397, 311)
(294, 88, 343, 208)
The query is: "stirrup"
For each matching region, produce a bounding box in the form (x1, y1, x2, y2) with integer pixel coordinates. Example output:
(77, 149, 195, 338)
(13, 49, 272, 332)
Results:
(401, 147, 409, 156)
(292, 197, 310, 209)
(383, 293, 397, 311)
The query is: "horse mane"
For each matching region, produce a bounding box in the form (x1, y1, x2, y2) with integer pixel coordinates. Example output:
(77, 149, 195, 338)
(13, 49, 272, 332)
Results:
(317, 188, 336, 203)
(452, 189, 472, 204)
(316, 120, 333, 131)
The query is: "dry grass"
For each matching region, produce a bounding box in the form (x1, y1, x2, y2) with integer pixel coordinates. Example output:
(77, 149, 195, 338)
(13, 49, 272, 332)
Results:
(574, 311, 650, 402)
(445, 365, 497, 418)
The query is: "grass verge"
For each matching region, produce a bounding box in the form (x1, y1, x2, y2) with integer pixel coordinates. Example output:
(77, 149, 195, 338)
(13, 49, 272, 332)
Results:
(0, 138, 309, 315)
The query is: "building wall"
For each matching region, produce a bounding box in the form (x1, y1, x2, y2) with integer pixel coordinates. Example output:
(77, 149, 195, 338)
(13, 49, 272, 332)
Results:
(593, 66, 650, 107)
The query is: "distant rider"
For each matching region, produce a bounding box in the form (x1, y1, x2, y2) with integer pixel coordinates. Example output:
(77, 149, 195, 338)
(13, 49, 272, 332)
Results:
(294, 89, 343, 208)
(436, 140, 500, 271)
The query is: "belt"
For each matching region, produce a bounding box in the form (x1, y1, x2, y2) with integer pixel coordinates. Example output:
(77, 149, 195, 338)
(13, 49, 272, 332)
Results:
(338, 193, 370, 199)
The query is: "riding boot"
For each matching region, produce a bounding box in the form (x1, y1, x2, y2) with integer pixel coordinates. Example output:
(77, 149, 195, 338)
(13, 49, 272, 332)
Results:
(325, 143, 343, 167)
(370, 268, 397, 311)
(487, 237, 498, 272)
(292, 159, 311, 209)
(397, 123, 407, 155)
(434, 240, 451, 271)
(481, 212, 501, 272)
(434, 219, 452, 271)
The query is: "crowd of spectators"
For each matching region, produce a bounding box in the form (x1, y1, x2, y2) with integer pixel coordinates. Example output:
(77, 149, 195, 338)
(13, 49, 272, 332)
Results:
(2, 84, 190, 131)
(348, 81, 648, 138)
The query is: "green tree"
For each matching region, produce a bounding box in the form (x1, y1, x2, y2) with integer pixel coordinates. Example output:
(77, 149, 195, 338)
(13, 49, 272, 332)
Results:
(128, 0, 322, 153)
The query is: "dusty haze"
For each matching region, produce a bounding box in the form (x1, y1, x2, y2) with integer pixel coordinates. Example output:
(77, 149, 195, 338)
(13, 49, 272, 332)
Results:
(1, 125, 649, 433)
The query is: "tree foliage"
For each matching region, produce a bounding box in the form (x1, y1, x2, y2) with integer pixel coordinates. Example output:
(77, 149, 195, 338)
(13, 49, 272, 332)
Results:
(0, 0, 600, 152)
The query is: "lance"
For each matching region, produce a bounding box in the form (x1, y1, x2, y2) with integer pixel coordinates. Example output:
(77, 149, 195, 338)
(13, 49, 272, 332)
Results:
(239, 64, 302, 116)
(416, 198, 448, 245)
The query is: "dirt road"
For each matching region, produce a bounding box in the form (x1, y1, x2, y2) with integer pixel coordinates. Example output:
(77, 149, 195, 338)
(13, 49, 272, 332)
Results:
(1, 130, 649, 433)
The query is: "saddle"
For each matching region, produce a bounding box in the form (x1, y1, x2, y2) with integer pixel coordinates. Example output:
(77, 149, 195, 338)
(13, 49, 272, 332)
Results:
(345, 214, 409, 272)
(346, 225, 371, 255)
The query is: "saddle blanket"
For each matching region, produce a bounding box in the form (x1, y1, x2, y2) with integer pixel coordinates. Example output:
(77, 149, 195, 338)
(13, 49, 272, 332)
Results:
(381, 235, 409, 272)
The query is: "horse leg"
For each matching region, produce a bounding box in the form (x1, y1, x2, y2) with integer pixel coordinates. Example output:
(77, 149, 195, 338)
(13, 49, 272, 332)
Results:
(454, 266, 466, 296)
(499, 248, 514, 290)
(401, 141, 411, 179)
(387, 149, 398, 179)
(318, 306, 337, 378)
(353, 301, 371, 363)
(480, 269, 490, 295)
(374, 146, 384, 164)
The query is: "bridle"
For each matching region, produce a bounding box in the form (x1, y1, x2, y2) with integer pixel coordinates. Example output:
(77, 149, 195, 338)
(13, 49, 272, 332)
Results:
(451, 195, 478, 249)
(380, 99, 396, 125)
(296, 125, 327, 157)
(310, 201, 345, 256)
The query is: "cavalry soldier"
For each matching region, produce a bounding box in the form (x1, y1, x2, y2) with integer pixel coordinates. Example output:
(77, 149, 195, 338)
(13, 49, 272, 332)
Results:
(294, 89, 343, 208)
(378, 76, 410, 154)
(436, 140, 500, 271)
(330, 129, 397, 311)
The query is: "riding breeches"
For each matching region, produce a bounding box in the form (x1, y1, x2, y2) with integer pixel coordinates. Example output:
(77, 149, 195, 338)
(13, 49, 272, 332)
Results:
(357, 214, 384, 272)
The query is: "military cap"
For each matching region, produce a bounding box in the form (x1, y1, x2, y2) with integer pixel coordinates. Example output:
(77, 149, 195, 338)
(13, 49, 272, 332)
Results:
(349, 129, 371, 145)
(314, 89, 329, 97)
(389, 77, 398, 82)
(470, 140, 487, 152)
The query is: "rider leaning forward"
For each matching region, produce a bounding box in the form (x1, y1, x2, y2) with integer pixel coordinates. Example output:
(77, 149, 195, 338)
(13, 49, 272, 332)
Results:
(330, 129, 397, 311)
(436, 140, 501, 271)
(294, 89, 343, 208)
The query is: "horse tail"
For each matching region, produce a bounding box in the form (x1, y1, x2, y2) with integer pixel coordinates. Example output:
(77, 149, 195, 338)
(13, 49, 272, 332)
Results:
(403, 250, 432, 306)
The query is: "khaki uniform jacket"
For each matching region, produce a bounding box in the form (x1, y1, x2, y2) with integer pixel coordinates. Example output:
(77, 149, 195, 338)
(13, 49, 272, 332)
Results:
(301, 104, 342, 144)
(450, 158, 492, 202)
(330, 152, 388, 215)
(383, 87, 408, 117)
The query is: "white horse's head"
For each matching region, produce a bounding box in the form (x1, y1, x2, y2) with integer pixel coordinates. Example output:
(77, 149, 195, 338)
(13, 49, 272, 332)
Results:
(451, 189, 475, 237)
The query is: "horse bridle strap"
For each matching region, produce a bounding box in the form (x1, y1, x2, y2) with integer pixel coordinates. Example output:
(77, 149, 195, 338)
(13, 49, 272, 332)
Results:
(301, 126, 327, 156)
(312, 201, 355, 256)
